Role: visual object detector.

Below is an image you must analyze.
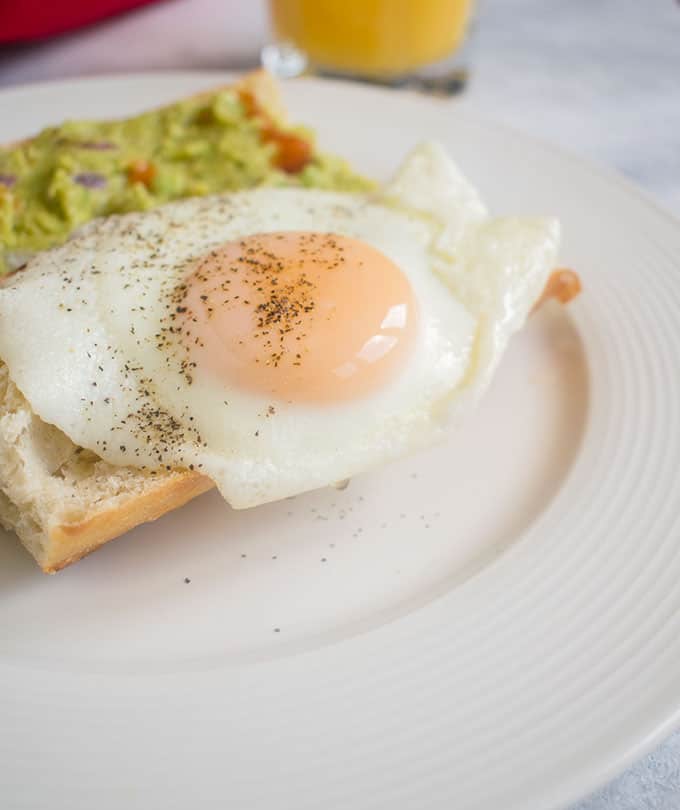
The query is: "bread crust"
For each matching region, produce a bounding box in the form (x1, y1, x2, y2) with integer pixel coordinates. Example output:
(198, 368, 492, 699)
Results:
(43, 472, 214, 572)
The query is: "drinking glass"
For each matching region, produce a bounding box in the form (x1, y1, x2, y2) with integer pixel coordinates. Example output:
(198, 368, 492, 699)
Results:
(262, 0, 476, 95)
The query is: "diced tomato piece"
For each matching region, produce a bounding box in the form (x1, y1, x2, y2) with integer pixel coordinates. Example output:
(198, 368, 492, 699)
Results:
(127, 159, 156, 188)
(262, 128, 313, 174)
(535, 268, 582, 309)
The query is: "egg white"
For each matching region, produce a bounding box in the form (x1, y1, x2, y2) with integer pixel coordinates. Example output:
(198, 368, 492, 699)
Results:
(0, 142, 559, 508)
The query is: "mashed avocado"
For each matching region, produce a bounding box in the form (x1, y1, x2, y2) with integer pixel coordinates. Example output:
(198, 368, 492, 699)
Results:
(0, 88, 372, 274)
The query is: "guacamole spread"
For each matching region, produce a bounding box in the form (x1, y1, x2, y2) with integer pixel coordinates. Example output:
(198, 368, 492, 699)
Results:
(0, 87, 371, 274)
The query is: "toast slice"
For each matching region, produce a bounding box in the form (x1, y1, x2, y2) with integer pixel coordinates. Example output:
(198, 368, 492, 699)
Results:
(0, 71, 309, 573)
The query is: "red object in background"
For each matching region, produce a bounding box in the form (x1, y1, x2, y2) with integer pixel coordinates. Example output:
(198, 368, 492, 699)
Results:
(0, 0, 163, 43)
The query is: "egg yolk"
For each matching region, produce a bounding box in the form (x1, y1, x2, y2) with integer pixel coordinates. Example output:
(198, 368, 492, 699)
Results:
(176, 231, 418, 403)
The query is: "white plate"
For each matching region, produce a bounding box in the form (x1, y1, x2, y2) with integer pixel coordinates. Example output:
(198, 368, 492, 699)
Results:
(1, 72, 679, 810)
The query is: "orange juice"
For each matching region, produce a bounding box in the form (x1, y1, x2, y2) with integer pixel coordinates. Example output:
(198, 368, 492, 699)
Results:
(270, 0, 474, 78)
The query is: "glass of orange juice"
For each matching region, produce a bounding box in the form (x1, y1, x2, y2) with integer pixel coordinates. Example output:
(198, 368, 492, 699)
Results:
(262, 0, 475, 94)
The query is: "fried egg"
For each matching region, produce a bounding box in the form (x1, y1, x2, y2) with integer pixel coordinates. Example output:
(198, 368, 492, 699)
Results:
(0, 142, 560, 508)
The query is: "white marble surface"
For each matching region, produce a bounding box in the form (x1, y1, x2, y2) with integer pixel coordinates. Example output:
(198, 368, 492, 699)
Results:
(1, 1, 679, 806)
